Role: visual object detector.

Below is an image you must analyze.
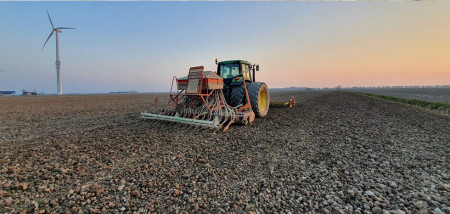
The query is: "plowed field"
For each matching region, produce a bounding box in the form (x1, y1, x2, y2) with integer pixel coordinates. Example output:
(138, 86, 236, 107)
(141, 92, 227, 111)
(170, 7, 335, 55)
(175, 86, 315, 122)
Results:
(1, 91, 449, 213)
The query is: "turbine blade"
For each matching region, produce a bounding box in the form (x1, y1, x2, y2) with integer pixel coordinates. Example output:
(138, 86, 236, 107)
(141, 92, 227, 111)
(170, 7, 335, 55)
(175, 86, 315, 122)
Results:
(47, 10, 55, 28)
(42, 30, 55, 49)
(56, 27, 76, 30)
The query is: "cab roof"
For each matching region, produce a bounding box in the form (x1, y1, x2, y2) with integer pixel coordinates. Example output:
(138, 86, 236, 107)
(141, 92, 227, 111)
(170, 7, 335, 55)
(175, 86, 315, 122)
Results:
(219, 60, 252, 65)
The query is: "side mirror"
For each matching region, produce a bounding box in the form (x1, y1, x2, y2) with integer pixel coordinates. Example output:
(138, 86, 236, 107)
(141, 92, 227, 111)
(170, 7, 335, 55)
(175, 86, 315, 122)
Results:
(256, 65, 259, 71)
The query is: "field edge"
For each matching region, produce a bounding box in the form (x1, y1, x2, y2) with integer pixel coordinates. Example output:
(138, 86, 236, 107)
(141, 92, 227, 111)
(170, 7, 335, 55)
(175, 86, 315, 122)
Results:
(348, 91, 450, 116)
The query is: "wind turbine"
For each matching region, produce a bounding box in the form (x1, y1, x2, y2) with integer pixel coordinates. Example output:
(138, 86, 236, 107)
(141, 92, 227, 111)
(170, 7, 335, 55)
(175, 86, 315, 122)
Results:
(43, 11, 75, 95)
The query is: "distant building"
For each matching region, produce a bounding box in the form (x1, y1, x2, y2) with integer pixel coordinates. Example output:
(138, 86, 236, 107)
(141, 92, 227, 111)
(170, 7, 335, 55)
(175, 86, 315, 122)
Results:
(0, 91, 15, 96)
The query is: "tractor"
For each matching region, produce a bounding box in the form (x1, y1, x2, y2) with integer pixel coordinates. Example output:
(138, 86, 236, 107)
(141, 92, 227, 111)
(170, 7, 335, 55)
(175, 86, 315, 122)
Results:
(141, 59, 293, 131)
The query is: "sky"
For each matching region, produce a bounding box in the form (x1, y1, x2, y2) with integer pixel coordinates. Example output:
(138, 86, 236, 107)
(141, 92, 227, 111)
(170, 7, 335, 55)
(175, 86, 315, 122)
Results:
(0, 2, 449, 94)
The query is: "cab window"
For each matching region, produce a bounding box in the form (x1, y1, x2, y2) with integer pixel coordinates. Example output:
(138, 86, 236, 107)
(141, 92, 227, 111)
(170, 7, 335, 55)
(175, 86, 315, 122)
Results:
(219, 63, 240, 79)
(242, 64, 251, 80)
(246, 64, 251, 80)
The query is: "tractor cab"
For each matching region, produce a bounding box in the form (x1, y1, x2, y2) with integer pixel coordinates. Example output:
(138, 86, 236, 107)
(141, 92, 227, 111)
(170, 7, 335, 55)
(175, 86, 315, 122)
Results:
(216, 60, 258, 86)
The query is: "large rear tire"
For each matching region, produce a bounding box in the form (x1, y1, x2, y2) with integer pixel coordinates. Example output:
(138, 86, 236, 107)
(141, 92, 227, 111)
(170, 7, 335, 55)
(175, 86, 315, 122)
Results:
(229, 85, 245, 107)
(248, 82, 270, 117)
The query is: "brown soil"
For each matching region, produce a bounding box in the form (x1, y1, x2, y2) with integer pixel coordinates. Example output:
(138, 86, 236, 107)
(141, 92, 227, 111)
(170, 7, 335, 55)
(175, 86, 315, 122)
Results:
(1, 91, 449, 213)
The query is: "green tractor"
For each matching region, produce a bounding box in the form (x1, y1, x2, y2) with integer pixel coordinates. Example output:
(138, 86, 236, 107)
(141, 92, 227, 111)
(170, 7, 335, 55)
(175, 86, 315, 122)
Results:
(216, 59, 270, 118)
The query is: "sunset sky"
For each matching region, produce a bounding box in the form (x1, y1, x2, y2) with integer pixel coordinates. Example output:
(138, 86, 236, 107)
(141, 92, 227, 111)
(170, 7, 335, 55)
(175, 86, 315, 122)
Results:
(0, 2, 449, 94)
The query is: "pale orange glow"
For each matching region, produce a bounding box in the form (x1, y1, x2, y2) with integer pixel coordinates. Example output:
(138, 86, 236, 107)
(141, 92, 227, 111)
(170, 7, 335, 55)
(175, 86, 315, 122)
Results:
(253, 3, 450, 88)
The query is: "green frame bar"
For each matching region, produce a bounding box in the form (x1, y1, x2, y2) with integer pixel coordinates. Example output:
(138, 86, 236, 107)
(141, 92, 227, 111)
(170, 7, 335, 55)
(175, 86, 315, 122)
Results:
(141, 111, 221, 129)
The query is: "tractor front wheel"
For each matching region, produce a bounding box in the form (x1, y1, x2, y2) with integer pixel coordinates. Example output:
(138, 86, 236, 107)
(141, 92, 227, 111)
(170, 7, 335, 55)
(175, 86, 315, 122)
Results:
(248, 82, 270, 117)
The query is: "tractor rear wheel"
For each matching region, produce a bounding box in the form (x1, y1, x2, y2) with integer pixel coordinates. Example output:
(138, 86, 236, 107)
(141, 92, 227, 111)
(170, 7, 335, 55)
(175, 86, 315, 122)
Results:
(229, 85, 245, 107)
(248, 82, 270, 117)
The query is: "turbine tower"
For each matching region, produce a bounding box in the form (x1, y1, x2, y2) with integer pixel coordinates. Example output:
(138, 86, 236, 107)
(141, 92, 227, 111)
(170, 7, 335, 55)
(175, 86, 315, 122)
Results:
(43, 11, 75, 95)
